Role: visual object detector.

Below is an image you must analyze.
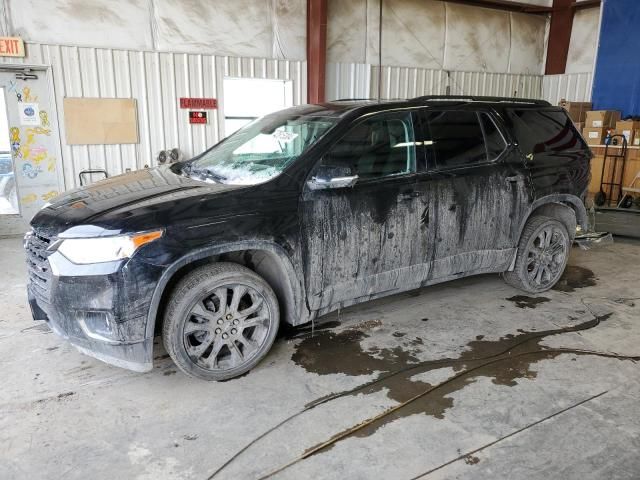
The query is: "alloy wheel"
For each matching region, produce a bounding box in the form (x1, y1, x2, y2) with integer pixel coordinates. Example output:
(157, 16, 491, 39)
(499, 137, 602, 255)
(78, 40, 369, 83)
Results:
(525, 224, 568, 289)
(182, 284, 272, 371)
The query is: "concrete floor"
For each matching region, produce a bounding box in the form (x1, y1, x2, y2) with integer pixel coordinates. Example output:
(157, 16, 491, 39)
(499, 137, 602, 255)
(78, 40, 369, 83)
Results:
(1, 236, 639, 480)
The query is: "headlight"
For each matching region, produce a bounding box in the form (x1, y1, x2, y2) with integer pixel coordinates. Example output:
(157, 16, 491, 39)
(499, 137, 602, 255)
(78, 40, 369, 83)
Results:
(57, 230, 163, 264)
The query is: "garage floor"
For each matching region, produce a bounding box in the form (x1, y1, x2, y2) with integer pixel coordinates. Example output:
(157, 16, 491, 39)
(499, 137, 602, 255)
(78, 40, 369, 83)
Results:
(1, 236, 639, 480)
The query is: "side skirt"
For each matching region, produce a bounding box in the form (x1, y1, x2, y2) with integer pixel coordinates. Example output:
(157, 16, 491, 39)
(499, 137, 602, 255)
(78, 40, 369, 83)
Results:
(311, 248, 515, 318)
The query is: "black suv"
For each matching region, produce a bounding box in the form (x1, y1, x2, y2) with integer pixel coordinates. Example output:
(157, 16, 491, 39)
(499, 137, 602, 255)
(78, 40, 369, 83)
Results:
(25, 96, 591, 380)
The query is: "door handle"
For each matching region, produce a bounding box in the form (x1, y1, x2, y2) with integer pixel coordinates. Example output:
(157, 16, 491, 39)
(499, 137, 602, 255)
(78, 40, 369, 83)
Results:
(398, 191, 420, 201)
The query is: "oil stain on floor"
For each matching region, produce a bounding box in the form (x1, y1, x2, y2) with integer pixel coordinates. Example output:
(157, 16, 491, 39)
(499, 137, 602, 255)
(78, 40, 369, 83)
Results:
(506, 295, 551, 309)
(553, 266, 597, 292)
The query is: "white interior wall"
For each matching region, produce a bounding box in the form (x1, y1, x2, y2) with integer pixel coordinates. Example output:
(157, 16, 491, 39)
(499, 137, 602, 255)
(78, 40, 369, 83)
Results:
(326, 62, 543, 101)
(5, 0, 307, 60)
(2, 42, 306, 190)
(0, 0, 601, 190)
(542, 72, 593, 104)
(327, 0, 548, 75)
(565, 6, 600, 74)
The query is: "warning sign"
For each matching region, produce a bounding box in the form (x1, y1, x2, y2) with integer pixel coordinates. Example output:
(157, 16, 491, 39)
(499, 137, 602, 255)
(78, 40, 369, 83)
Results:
(180, 98, 217, 109)
(189, 111, 208, 124)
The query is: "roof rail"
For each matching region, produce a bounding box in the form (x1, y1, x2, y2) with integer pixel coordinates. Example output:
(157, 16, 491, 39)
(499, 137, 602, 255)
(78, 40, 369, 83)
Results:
(411, 95, 551, 106)
(331, 98, 377, 102)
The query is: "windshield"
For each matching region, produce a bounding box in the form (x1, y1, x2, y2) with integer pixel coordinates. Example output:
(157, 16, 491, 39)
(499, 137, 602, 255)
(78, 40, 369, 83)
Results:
(187, 110, 337, 185)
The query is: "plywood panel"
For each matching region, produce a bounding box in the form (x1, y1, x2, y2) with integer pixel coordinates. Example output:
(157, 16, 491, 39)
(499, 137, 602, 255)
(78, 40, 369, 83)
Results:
(64, 97, 139, 145)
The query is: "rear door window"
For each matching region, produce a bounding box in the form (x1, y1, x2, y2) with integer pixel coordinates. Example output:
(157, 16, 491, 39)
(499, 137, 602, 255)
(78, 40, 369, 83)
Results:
(507, 108, 587, 155)
(480, 113, 507, 160)
(421, 110, 506, 170)
(425, 110, 485, 169)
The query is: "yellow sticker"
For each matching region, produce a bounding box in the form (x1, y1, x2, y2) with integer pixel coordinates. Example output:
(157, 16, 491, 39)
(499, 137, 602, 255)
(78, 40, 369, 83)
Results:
(26, 127, 50, 136)
(10, 127, 20, 143)
(42, 190, 58, 201)
(21, 193, 38, 204)
(39, 110, 50, 127)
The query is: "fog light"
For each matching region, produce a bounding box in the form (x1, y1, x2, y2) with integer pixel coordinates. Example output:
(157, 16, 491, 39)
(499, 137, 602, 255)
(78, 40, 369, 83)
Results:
(78, 311, 120, 343)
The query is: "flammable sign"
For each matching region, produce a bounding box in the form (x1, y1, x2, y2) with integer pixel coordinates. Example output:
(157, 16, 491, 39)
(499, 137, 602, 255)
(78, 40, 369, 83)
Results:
(189, 111, 207, 124)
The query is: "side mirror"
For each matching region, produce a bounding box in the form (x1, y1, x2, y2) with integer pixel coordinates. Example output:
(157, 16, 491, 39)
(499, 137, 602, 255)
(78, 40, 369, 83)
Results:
(307, 165, 358, 190)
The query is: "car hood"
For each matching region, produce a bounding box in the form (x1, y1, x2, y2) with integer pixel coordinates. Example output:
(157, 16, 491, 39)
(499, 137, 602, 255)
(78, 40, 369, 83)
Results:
(31, 166, 246, 235)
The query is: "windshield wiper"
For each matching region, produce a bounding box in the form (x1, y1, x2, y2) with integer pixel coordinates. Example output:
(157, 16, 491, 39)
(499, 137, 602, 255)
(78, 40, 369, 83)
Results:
(189, 167, 227, 183)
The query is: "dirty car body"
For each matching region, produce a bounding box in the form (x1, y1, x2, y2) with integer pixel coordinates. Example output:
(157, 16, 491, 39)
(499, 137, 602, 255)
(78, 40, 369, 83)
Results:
(25, 96, 591, 377)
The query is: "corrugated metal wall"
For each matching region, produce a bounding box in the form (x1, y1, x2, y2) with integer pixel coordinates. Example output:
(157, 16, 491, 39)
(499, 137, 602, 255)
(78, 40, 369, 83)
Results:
(2, 41, 593, 191)
(327, 63, 543, 101)
(2, 42, 306, 190)
(542, 72, 593, 105)
(325, 63, 371, 100)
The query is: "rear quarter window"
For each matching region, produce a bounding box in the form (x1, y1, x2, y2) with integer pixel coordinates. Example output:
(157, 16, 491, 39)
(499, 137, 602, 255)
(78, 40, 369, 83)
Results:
(506, 108, 587, 155)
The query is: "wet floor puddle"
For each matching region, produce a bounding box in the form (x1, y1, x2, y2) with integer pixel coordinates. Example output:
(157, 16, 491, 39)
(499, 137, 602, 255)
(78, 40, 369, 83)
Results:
(293, 313, 609, 453)
(505, 266, 597, 309)
(553, 266, 597, 292)
(506, 295, 550, 309)
(288, 264, 614, 454)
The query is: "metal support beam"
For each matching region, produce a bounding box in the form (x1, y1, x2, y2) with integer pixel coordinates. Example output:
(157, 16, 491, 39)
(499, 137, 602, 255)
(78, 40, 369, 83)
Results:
(545, 0, 575, 74)
(434, 0, 600, 14)
(306, 0, 327, 104)
(433, 0, 552, 14)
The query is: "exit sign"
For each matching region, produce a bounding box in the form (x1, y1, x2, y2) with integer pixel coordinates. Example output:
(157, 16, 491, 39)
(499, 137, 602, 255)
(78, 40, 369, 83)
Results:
(0, 37, 24, 57)
(180, 98, 217, 109)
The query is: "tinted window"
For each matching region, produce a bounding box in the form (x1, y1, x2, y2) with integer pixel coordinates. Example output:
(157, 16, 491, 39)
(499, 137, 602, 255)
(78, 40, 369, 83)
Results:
(319, 112, 415, 180)
(424, 111, 486, 169)
(480, 113, 507, 160)
(507, 109, 586, 155)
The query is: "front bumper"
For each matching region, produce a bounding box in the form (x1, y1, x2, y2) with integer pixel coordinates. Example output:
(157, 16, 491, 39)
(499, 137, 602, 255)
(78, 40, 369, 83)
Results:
(26, 246, 162, 372)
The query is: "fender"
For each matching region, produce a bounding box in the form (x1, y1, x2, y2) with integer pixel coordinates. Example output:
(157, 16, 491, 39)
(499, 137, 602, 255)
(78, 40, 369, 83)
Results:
(144, 240, 308, 339)
(519, 194, 588, 238)
(507, 194, 587, 272)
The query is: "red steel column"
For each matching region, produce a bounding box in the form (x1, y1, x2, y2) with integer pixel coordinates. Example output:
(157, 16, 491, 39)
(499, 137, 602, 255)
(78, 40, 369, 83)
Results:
(545, 0, 575, 74)
(307, 0, 327, 104)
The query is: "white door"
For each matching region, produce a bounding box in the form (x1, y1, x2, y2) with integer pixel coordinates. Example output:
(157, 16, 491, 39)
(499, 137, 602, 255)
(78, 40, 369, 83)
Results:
(223, 78, 293, 137)
(0, 68, 62, 235)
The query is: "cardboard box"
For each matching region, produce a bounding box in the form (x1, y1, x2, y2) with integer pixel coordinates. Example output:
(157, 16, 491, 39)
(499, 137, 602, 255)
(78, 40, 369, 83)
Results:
(583, 127, 606, 146)
(559, 100, 592, 123)
(615, 120, 640, 145)
(633, 129, 640, 146)
(585, 110, 621, 128)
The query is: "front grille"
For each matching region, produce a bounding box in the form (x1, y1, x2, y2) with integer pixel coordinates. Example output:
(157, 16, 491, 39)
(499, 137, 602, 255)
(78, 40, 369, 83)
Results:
(25, 230, 55, 301)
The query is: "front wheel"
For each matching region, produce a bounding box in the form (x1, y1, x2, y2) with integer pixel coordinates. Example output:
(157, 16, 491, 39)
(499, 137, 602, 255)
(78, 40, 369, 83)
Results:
(162, 262, 280, 381)
(503, 215, 571, 293)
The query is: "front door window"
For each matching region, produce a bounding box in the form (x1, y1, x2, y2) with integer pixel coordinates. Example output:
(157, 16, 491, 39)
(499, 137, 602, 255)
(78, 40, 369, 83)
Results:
(316, 112, 416, 180)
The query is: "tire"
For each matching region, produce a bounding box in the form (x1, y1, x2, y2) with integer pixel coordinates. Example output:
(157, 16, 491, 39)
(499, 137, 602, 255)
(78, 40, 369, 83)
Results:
(503, 215, 571, 293)
(162, 262, 280, 381)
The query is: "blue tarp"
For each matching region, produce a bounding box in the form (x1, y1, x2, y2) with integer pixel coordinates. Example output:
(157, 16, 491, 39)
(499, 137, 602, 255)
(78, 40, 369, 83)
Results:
(592, 0, 640, 117)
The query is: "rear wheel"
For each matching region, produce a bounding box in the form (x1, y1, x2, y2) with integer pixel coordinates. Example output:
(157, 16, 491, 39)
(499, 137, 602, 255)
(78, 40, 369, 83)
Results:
(162, 262, 280, 381)
(503, 215, 571, 293)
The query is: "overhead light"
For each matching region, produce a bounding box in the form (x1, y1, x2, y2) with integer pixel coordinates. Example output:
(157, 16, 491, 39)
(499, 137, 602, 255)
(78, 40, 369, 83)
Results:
(392, 140, 435, 147)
